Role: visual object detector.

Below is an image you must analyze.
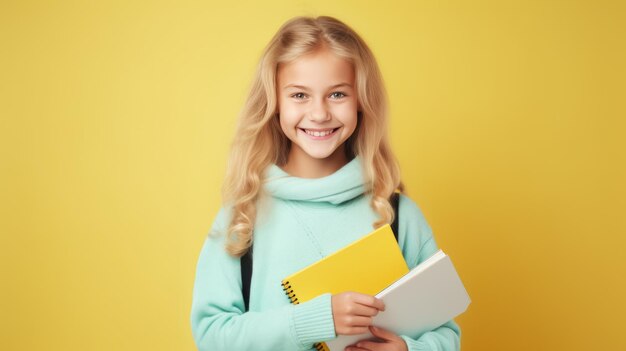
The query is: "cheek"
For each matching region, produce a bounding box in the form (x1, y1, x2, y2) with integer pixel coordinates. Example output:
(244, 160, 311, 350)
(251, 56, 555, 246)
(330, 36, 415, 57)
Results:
(278, 113, 299, 136)
(334, 104, 358, 127)
(278, 116, 290, 135)
(279, 104, 304, 126)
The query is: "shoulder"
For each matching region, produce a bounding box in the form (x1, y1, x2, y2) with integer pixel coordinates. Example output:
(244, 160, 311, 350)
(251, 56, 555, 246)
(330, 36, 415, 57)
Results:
(207, 206, 233, 239)
(396, 193, 439, 268)
(199, 206, 234, 257)
(397, 193, 428, 226)
(196, 206, 239, 267)
(397, 193, 432, 239)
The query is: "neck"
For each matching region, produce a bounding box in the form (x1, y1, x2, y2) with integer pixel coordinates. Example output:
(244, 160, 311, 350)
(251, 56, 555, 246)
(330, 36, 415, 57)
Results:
(281, 145, 350, 179)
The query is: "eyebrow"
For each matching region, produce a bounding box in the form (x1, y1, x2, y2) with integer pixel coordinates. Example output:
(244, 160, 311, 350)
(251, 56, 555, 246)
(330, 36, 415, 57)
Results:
(283, 83, 353, 91)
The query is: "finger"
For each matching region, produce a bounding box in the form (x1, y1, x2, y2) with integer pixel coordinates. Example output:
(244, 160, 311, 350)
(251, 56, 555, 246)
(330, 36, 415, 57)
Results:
(346, 343, 376, 351)
(369, 326, 401, 342)
(341, 325, 371, 335)
(346, 303, 381, 317)
(354, 341, 384, 351)
(341, 315, 373, 327)
(353, 293, 386, 311)
(346, 347, 373, 351)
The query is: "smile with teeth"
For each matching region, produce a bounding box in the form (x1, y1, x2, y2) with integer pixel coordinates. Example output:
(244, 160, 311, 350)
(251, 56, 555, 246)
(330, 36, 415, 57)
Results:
(301, 128, 339, 137)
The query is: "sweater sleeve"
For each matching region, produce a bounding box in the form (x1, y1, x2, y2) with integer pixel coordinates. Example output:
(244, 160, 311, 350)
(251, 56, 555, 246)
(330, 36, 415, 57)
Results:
(190, 208, 336, 351)
(395, 195, 462, 351)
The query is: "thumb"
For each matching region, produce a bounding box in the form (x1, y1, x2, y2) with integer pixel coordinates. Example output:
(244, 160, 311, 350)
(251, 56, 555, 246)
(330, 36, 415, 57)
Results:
(369, 326, 400, 341)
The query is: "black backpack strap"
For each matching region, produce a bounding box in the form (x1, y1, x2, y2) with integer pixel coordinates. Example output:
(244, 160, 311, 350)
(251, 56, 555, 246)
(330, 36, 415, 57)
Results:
(240, 193, 401, 312)
(390, 192, 400, 241)
(241, 246, 252, 312)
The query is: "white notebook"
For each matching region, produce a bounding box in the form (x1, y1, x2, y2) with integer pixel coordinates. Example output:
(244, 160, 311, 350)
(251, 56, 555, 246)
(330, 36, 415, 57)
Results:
(326, 250, 471, 351)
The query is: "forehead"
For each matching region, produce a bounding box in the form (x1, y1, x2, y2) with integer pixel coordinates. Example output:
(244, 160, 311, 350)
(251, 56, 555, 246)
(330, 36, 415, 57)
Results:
(277, 49, 354, 88)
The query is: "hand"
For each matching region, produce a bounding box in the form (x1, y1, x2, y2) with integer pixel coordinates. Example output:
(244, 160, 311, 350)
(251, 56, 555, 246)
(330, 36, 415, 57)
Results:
(331, 291, 386, 335)
(345, 326, 408, 351)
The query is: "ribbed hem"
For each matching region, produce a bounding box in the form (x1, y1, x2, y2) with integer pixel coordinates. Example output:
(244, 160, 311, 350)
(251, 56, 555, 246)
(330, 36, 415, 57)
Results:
(291, 293, 336, 348)
(401, 335, 429, 351)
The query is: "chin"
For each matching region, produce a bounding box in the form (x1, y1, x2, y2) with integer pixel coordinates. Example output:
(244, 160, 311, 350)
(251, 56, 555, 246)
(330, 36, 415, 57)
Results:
(305, 148, 345, 161)
(304, 152, 335, 160)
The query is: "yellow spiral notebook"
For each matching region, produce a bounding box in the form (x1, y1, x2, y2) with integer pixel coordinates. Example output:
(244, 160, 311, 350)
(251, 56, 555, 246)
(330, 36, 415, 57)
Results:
(280, 224, 409, 351)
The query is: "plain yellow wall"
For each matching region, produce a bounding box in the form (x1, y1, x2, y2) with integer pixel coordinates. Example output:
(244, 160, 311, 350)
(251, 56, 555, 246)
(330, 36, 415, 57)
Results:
(1, 1, 624, 350)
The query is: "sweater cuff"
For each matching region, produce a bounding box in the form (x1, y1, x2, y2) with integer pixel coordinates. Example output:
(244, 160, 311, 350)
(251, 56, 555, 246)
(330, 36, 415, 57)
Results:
(400, 335, 430, 351)
(291, 293, 336, 348)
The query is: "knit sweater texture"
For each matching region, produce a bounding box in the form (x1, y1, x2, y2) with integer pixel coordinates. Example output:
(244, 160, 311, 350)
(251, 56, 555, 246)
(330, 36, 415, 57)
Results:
(190, 156, 461, 351)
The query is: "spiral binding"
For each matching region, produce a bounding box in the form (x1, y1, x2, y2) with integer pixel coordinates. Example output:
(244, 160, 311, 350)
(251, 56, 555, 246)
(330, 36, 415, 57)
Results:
(280, 280, 299, 304)
(281, 280, 327, 350)
(314, 341, 329, 351)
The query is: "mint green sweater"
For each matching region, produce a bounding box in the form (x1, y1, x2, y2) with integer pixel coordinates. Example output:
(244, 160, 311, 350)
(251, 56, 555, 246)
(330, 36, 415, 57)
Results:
(190, 157, 461, 351)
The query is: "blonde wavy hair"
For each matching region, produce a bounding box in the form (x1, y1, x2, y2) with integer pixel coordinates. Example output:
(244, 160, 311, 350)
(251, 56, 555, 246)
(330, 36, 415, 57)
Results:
(221, 16, 405, 257)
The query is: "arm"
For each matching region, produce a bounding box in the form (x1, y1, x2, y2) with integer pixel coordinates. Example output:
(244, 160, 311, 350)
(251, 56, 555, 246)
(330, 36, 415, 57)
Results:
(190, 208, 336, 351)
(396, 195, 462, 351)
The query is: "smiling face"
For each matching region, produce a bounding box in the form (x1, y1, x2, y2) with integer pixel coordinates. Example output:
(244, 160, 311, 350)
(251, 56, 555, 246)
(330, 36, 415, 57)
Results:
(276, 48, 358, 177)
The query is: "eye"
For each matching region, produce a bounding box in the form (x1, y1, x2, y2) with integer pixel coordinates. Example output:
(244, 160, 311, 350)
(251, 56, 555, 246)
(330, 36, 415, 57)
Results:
(330, 92, 347, 99)
(291, 92, 307, 99)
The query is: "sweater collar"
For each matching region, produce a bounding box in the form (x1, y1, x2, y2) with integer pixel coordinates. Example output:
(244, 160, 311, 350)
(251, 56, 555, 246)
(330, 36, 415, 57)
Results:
(263, 157, 366, 205)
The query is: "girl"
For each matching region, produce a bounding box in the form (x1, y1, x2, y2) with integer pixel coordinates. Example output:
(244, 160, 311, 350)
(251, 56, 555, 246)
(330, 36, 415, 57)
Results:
(191, 16, 461, 351)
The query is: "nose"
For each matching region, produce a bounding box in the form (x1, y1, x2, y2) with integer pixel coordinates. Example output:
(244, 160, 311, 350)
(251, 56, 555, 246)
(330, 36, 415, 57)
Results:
(307, 98, 331, 122)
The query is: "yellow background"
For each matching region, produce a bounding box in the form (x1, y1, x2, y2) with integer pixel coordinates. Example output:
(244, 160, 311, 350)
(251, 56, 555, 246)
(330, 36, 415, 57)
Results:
(1, 1, 624, 350)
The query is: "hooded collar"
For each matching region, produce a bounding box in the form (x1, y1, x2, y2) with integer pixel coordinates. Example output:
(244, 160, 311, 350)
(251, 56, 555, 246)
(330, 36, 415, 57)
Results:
(263, 157, 366, 205)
